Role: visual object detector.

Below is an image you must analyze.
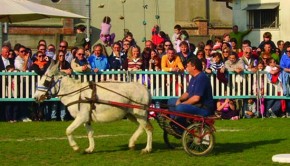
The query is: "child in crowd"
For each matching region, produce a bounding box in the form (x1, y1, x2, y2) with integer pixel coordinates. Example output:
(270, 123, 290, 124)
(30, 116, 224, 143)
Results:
(171, 24, 182, 50)
(100, 16, 115, 46)
(265, 57, 280, 84)
(244, 98, 258, 118)
(216, 97, 239, 120)
(205, 52, 228, 84)
(74, 24, 88, 48)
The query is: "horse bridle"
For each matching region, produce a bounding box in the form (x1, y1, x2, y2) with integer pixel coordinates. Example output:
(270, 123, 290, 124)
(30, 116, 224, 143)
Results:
(36, 74, 62, 99)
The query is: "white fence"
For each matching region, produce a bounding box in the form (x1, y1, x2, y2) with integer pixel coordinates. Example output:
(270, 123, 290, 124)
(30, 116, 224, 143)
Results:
(0, 70, 288, 102)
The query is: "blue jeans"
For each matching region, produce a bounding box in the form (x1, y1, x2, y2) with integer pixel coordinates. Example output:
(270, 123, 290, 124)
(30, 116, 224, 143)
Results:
(167, 98, 212, 118)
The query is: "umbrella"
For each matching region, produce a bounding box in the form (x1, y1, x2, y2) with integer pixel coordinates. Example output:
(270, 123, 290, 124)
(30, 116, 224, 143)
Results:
(0, 0, 87, 23)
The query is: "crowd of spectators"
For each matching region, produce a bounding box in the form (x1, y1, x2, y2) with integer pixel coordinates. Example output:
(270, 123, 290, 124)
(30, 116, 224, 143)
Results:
(1, 23, 290, 122)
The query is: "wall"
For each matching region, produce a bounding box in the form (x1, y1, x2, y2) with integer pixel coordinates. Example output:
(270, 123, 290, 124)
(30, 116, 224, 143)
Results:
(232, 0, 287, 47)
(90, 0, 175, 48)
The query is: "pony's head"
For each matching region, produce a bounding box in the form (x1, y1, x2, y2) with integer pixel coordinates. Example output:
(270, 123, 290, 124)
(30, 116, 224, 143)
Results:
(34, 60, 61, 103)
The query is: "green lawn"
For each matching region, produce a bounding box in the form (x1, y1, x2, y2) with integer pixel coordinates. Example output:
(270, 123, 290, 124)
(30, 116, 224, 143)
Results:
(0, 118, 289, 166)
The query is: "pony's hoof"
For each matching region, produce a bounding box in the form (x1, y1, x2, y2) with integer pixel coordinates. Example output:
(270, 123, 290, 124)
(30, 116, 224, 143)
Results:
(72, 145, 80, 152)
(141, 148, 151, 154)
(85, 148, 94, 154)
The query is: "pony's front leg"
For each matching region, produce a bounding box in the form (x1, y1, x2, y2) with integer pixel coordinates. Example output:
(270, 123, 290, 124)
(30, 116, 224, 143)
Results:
(66, 116, 86, 152)
(84, 122, 95, 153)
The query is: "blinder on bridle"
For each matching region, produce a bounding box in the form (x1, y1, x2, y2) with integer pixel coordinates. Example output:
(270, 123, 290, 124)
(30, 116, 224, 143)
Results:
(36, 74, 59, 100)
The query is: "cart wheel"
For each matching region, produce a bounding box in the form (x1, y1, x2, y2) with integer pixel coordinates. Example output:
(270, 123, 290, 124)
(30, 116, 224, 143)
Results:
(163, 131, 182, 149)
(182, 123, 215, 156)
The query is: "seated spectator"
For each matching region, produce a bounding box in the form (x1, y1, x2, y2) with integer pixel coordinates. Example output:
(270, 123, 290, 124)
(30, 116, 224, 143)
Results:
(243, 98, 258, 118)
(71, 48, 91, 72)
(161, 48, 184, 72)
(216, 97, 239, 120)
(88, 44, 110, 73)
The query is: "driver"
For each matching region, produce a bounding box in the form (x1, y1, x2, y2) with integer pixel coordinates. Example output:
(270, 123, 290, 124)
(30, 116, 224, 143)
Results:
(168, 58, 215, 125)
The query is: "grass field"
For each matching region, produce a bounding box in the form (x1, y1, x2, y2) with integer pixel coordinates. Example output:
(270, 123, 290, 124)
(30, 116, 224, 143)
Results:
(0, 118, 289, 166)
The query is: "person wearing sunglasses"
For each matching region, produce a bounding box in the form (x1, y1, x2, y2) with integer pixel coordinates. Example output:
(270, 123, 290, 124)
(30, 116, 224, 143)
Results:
(71, 48, 91, 72)
(14, 45, 32, 72)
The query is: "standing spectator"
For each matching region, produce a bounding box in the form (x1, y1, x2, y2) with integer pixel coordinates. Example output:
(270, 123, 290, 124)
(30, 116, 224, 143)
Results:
(260, 42, 280, 64)
(225, 52, 244, 74)
(123, 31, 136, 46)
(52, 50, 72, 121)
(230, 38, 241, 54)
(196, 50, 205, 60)
(71, 48, 91, 72)
(229, 25, 252, 49)
(121, 39, 130, 59)
(177, 41, 194, 68)
(145, 40, 155, 50)
(162, 41, 173, 57)
(14, 45, 32, 122)
(204, 44, 213, 69)
(279, 45, 290, 96)
(125, 45, 143, 71)
(108, 42, 126, 70)
(0, 46, 13, 71)
(161, 48, 184, 72)
(88, 44, 110, 72)
(141, 47, 151, 70)
(5, 65, 19, 123)
(0, 46, 15, 121)
(74, 24, 87, 48)
(257, 32, 277, 53)
(14, 45, 32, 72)
(240, 46, 258, 72)
(31, 44, 47, 62)
(149, 49, 161, 71)
(171, 24, 182, 50)
(277, 40, 284, 56)
(151, 25, 168, 46)
(46, 44, 56, 59)
(222, 47, 231, 62)
(57, 40, 74, 64)
(29, 51, 50, 121)
(100, 16, 115, 46)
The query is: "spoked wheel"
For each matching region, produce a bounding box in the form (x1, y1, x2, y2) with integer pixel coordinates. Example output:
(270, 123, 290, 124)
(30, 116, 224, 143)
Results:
(163, 131, 183, 149)
(182, 123, 215, 156)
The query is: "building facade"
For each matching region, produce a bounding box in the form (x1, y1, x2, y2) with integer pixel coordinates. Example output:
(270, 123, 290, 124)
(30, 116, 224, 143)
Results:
(231, 0, 285, 47)
(4, 0, 233, 49)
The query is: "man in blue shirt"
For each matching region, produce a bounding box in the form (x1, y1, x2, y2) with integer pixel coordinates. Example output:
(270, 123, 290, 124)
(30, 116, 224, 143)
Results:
(168, 58, 214, 119)
(88, 43, 109, 72)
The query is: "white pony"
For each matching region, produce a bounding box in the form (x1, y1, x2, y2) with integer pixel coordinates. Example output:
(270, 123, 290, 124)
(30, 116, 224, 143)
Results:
(34, 61, 153, 154)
